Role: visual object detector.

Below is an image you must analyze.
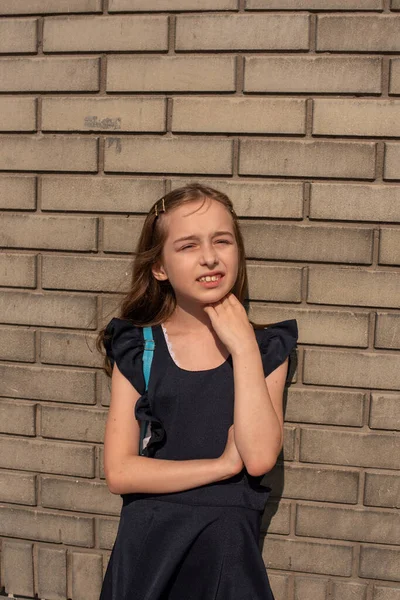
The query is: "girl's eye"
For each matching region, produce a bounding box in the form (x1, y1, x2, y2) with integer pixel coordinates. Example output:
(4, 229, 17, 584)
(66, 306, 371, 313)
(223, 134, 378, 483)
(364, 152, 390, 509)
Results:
(180, 240, 230, 251)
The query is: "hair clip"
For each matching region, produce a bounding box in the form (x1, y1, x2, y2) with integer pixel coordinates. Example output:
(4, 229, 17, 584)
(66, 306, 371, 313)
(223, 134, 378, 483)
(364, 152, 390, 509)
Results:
(154, 197, 166, 217)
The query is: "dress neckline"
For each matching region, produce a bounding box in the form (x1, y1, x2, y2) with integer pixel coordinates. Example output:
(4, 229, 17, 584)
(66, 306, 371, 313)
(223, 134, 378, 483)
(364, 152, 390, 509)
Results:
(157, 323, 231, 374)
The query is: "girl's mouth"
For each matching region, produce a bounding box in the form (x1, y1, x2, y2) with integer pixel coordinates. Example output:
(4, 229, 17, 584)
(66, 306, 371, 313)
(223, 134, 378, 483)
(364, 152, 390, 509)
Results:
(197, 274, 224, 288)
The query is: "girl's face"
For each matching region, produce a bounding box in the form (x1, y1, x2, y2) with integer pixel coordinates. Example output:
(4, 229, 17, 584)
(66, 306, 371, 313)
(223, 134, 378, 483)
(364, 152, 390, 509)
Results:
(152, 197, 239, 306)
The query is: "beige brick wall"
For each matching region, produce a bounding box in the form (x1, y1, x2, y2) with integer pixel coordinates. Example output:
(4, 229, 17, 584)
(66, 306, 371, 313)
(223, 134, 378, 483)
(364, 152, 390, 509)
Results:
(0, 1, 399, 599)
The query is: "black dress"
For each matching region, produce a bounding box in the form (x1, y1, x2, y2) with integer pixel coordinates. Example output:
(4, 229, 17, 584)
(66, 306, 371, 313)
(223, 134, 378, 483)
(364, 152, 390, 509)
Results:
(99, 317, 298, 600)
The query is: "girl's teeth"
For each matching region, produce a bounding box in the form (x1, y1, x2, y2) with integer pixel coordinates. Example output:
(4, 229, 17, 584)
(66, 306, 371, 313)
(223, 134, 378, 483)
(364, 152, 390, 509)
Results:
(199, 275, 220, 282)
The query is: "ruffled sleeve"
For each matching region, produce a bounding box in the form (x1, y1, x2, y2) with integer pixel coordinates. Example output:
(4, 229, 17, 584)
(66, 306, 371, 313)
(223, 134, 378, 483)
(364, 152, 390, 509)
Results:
(103, 317, 146, 395)
(255, 319, 298, 380)
(103, 317, 164, 457)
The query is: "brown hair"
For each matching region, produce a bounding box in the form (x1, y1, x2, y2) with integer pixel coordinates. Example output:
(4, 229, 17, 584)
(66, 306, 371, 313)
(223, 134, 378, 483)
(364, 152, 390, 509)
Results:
(97, 182, 270, 376)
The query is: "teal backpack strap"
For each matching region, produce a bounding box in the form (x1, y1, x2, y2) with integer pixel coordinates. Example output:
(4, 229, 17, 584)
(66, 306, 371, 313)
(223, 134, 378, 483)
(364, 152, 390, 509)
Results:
(139, 326, 155, 455)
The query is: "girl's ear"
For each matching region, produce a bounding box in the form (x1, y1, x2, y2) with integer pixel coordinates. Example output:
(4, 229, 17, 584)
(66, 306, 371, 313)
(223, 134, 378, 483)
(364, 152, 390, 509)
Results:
(151, 261, 168, 281)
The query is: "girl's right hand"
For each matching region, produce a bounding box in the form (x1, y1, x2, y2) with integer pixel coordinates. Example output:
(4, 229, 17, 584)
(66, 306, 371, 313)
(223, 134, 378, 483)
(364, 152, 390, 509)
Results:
(220, 424, 244, 477)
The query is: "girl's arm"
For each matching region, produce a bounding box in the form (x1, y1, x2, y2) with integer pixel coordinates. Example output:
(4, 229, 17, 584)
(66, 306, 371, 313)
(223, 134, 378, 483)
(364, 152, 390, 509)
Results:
(103, 363, 234, 495)
(231, 342, 287, 478)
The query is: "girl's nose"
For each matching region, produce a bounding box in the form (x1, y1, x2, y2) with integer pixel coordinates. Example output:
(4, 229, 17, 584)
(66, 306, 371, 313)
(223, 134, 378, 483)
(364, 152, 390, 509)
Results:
(201, 246, 219, 266)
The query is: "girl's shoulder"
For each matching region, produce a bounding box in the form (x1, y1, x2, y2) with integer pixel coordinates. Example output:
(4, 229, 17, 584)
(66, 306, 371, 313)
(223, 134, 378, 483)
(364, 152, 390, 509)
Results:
(103, 317, 147, 394)
(253, 319, 298, 379)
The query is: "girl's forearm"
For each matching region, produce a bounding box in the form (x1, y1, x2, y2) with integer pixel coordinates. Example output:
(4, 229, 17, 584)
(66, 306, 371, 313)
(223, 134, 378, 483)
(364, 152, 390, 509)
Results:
(107, 455, 232, 495)
(232, 344, 283, 475)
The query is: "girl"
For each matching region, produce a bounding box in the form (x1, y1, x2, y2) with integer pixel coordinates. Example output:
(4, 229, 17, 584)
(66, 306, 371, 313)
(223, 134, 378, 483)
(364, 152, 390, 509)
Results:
(97, 183, 298, 600)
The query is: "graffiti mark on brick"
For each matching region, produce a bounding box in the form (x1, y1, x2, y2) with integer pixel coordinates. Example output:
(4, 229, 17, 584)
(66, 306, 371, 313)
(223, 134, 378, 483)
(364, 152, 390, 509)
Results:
(107, 137, 122, 153)
(84, 116, 121, 130)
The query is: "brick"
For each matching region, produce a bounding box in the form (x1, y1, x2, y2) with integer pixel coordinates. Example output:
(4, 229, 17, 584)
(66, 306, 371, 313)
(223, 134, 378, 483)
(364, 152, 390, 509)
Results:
(0, 97, 36, 131)
(305, 347, 400, 390)
(268, 575, 289, 600)
(296, 503, 400, 545)
(359, 546, 400, 581)
(0, 214, 97, 250)
(313, 99, 400, 137)
(104, 137, 233, 175)
(2, 541, 34, 598)
(172, 97, 306, 134)
(385, 143, 400, 180)
(98, 371, 111, 408)
(41, 331, 102, 368)
(42, 97, 166, 133)
(376, 313, 400, 350)
(369, 392, 400, 430)
(365, 472, 400, 509)
(72, 552, 103, 600)
(247, 0, 382, 8)
(261, 500, 291, 535)
(373, 587, 400, 600)
(285, 388, 365, 427)
(247, 264, 302, 303)
(317, 15, 400, 51)
(98, 517, 118, 550)
(300, 428, 400, 470)
(249, 306, 369, 349)
(104, 210, 302, 254)
(42, 405, 107, 443)
(107, 55, 235, 92)
(332, 581, 368, 600)
(380, 229, 400, 265)
(390, 59, 400, 95)
(42, 175, 164, 213)
(0, 437, 95, 477)
(0, 399, 36, 436)
(0, 253, 36, 289)
(239, 140, 376, 179)
(0, 290, 96, 330)
(0, 0, 102, 14)
(244, 56, 381, 94)
(262, 537, 353, 576)
(37, 546, 67, 600)
(0, 57, 99, 92)
(282, 425, 296, 461)
(0, 175, 36, 209)
(241, 221, 373, 264)
(42, 255, 131, 292)
(41, 477, 121, 515)
(310, 183, 400, 223)
(109, 0, 237, 9)
(0, 471, 36, 505)
(0, 505, 94, 546)
(176, 14, 309, 51)
(0, 363, 96, 403)
(44, 15, 167, 52)
(0, 135, 98, 172)
(172, 178, 304, 219)
(294, 577, 327, 600)
(308, 267, 400, 309)
(263, 463, 359, 504)
(0, 18, 37, 53)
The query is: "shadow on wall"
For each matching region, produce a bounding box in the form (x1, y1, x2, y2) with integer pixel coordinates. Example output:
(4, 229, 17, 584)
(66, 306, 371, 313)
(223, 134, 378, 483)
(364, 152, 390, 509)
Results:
(259, 347, 298, 549)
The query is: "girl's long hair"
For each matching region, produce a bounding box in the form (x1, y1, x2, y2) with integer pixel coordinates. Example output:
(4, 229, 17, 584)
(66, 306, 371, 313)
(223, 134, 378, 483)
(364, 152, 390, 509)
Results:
(97, 182, 272, 376)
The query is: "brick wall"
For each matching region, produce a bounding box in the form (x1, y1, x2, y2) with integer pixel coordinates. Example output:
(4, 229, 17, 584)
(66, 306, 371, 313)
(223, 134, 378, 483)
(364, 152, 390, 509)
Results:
(0, 1, 399, 599)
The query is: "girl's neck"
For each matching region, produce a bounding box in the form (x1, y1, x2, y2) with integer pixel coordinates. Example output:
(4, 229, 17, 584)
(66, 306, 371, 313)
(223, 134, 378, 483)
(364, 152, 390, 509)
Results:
(164, 304, 213, 335)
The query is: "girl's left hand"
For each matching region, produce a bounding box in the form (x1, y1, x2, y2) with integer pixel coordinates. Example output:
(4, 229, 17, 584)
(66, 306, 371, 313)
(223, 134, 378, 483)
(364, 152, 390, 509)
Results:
(203, 293, 257, 356)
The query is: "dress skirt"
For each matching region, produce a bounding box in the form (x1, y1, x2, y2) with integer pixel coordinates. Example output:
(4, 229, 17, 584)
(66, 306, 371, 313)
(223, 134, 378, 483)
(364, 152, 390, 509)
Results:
(99, 497, 275, 600)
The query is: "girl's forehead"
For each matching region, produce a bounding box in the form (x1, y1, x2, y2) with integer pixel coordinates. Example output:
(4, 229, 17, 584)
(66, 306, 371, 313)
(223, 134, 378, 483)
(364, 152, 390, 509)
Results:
(166, 198, 231, 226)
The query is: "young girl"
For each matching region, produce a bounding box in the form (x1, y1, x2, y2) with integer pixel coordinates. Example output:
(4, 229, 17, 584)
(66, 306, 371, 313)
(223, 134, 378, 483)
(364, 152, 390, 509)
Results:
(97, 183, 298, 600)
